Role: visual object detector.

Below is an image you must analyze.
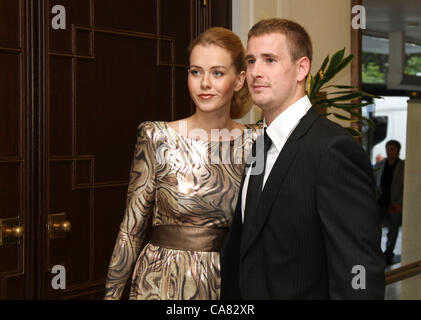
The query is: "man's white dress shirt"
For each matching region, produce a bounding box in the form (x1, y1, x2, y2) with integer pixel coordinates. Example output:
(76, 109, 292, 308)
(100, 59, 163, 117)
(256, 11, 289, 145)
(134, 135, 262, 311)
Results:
(241, 95, 312, 223)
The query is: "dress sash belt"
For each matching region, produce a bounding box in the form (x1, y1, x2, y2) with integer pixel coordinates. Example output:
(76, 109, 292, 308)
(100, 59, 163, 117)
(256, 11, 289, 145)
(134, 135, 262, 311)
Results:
(150, 225, 228, 252)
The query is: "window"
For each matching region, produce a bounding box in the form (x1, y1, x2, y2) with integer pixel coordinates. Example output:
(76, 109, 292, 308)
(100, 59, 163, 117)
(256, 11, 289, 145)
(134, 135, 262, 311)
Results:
(362, 35, 421, 84)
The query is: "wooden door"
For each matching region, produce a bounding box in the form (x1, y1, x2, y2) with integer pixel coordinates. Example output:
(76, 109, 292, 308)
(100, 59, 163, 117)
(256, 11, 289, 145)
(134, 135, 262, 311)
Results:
(0, 0, 28, 300)
(0, 0, 231, 300)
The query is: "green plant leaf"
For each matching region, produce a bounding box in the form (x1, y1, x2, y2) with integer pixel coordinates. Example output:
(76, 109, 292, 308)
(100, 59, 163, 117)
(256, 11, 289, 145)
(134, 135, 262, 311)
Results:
(317, 93, 365, 103)
(320, 55, 330, 72)
(322, 54, 353, 84)
(311, 76, 327, 97)
(333, 113, 360, 122)
(325, 48, 345, 76)
(330, 102, 372, 109)
(334, 54, 353, 73)
(308, 47, 379, 134)
(347, 109, 375, 129)
(345, 127, 362, 137)
(323, 85, 359, 89)
(329, 90, 380, 97)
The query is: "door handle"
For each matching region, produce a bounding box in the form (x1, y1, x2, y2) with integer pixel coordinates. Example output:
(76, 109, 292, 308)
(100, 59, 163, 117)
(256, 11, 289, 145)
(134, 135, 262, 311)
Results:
(0, 217, 24, 246)
(49, 213, 72, 239)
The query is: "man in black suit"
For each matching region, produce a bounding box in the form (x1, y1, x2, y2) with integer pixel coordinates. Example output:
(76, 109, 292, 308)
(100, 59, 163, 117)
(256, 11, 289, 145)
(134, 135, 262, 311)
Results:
(220, 18, 385, 299)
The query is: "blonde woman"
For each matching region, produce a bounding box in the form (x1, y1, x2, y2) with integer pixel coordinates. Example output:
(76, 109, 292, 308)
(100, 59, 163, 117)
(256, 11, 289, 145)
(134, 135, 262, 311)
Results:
(104, 27, 259, 300)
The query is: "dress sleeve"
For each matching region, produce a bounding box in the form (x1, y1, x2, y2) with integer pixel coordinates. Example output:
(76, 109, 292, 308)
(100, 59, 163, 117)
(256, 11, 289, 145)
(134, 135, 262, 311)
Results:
(104, 122, 156, 300)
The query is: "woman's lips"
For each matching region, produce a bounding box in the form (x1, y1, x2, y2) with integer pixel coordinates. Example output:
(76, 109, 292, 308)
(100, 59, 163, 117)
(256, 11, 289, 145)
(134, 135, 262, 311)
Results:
(198, 94, 215, 100)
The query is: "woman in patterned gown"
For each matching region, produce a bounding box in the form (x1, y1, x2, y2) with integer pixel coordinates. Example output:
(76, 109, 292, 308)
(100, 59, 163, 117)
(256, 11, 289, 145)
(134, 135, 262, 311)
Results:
(104, 27, 259, 300)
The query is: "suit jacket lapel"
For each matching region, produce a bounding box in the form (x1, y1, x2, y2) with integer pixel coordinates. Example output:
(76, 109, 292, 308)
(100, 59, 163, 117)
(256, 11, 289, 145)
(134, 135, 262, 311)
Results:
(241, 107, 320, 258)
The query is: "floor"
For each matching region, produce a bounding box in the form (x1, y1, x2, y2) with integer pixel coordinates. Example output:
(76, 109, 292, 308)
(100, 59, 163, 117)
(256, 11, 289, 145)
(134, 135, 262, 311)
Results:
(382, 226, 402, 300)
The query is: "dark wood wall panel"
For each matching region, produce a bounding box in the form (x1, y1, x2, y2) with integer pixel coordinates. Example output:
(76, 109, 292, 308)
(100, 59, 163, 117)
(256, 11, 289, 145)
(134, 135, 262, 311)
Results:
(0, 243, 19, 271)
(49, 56, 73, 156)
(0, 0, 26, 300)
(0, 165, 20, 217)
(75, 159, 91, 185)
(0, 0, 21, 47)
(160, 0, 193, 65)
(74, 32, 173, 182)
(49, 0, 91, 53)
(210, 0, 232, 30)
(93, 188, 127, 280)
(1, 0, 231, 299)
(46, 161, 91, 298)
(174, 68, 192, 120)
(95, 0, 157, 34)
(46, 0, 196, 299)
(2, 276, 25, 299)
(0, 53, 21, 157)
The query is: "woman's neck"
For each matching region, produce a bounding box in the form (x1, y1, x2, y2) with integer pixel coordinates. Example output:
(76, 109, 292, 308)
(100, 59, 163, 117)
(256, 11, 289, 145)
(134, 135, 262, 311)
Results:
(189, 112, 234, 132)
(182, 110, 244, 141)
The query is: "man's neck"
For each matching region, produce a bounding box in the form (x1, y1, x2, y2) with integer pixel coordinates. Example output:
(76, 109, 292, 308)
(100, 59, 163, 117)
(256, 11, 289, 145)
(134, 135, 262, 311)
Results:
(264, 93, 307, 126)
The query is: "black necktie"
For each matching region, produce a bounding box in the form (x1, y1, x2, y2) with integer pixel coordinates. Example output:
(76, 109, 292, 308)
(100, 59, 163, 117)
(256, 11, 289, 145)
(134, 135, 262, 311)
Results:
(244, 128, 272, 225)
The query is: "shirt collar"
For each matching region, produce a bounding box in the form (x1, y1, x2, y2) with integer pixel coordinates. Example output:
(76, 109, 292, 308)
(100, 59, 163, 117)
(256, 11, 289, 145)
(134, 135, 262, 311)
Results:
(263, 95, 312, 152)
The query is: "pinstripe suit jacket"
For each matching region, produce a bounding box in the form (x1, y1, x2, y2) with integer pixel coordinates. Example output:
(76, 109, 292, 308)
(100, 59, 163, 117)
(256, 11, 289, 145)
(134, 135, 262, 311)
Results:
(220, 107, 386, 299)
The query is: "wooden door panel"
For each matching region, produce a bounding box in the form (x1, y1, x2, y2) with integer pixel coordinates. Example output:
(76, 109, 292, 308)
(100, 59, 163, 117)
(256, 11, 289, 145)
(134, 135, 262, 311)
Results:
(0, 0, 21, 47)
(48, 0, 90, 53)
(0, 53, 22, 157)
(45, 0, 231, 300)
(93, 188, 128, 279)
(1, 0, 231, 299)
(160, 0, 193, 65)
(0, 0, 26, 299)
(46, 0, 198, 299)
(74, 31, 174, 173)
(210, 0, 232, 29)
(49, 56, 73, 155)
(48, 161, 91, 281)
(95, 0, 157, 34)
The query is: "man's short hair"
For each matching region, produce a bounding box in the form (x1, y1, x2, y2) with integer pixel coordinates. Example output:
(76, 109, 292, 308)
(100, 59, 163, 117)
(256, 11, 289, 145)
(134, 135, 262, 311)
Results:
(248, 18, 313, 64)
(386, 140, 401, 151)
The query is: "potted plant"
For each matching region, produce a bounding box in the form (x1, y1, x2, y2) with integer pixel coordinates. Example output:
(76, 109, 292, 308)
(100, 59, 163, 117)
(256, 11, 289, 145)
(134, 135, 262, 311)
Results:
(306, 48, 381, 137)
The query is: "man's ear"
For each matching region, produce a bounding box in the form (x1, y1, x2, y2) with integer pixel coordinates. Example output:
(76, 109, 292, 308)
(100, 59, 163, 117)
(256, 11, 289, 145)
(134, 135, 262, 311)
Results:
(296, 56, 311, 82)
(234, 70, 246, 92)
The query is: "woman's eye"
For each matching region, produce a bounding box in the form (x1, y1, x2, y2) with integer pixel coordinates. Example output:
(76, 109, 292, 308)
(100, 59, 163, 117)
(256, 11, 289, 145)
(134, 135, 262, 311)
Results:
(213, 71, 223, 77)
(267, 58, 275, 63)
(247, 59, 255, 65)
(189, 69, 200, 76)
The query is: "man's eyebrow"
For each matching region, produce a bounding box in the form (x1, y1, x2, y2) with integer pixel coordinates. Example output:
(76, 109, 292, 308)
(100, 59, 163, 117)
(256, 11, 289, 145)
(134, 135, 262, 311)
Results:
(245, 53, 279, 60)
(261, 53, 278, 58)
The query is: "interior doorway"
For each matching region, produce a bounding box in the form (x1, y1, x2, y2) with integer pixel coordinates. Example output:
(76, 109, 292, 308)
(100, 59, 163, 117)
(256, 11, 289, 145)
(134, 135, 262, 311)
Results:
(0, 0, 232, 300)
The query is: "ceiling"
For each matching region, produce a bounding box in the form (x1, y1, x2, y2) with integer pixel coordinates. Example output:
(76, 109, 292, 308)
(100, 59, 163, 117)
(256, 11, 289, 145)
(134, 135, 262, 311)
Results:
(363, 0, 421, 45)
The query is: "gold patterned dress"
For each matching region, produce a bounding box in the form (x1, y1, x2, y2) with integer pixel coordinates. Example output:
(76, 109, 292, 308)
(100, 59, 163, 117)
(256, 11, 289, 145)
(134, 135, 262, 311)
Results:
(104, 121, 258, 300)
